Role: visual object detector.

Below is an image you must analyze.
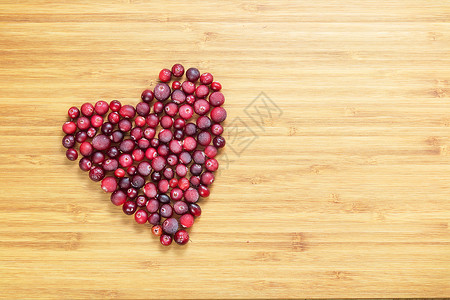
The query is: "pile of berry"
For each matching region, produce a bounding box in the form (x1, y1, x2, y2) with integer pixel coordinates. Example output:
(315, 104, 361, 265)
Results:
(61, 64, 226, 246)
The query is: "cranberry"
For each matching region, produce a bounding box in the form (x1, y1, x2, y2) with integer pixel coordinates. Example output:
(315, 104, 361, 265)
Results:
(170, 188, 183, 201)
(157, 144, 169, 156)
(135, 102, 150, 117)
(77, 116, 90, 131)
(134, 116, 146, 127)
(111, 190, 127, 206)
(136, 195, 147, 207)
(190, 164, 203, 176)
(118, 153, 133, 168)
(127, 165, 137, 176)
(159, 68, 172, 82)
(89, 166, 105, 181)
(211, 124, 223, 136)
(169, 140, 182, 154)
(174, 201, 188, 215)
(114, 168, 125, 178)
(122, 200, 137, 214)
(178, 177, 190, 190)
(62, 121, 77, 134)
(182, 137, 196, 152)
(184, 123, 197, 136)
(110, 130, 124, 143)
(119, 105, 136, 119)
(157, 194, 170, 204)
(174, 118, 186, 129)
(181, 81, 196, 94)
(195, 85, 209, 98)
(92, 134, 111, 150)
(211, 107, 227, 123)
(201, 171, 215, 185)
(119, 177, 131, 190)
(162, 217, 179, 235)
(75, 131, 87, 143)
(193, 99, 210, 115)
(153, 101, 164, 114)
(205, 158, 219, 172)
(179, 151, 192, 164)
(145, 147, 157, 160)
(190, 176, 200, 187)
(210, 81, 222, 91)
(137, 138, 150, 150)
(135, 209, 148, 224)
(152, 225, 163, 236)
(174, 229, 189, 245)
(197, 131, 212, 146)
(158, 129, 173, 144)
(137, 161, 151, 176)
(174, 130, 184, 140)
(172, 80, 181, 90)
(79, 143, 93, 158)
(158, 179, 169, 193)
(79, 157, 92, 171)
(171, 89, 186, 104)
(143, 182, 157, 198)
(209, 91, 225, 107)
(62, 135, 75, 148)
(154, 83, 171, 101)
(143, 128, 156, 141)
(151, 171, 161, 182)
(109, 100, 122, 112)
(92, 151, 105, 164)
(119, 139, 135, 153)
(186, 94, 196, 105)
(101, 122, 113, 135)
(87, 127, 97, 138)
(189, 203, 202, 217)
(160, 234, 172, 246)
(131, 175, 145, 189)
(184, 188, 199, 203)
(175, 164, 188, 177)
(146, 198, 159, 213)
(94, 100, 109, 115)
(106, 146, 119, 158)
(193, 150, 206, 164)
(196, 116, 212, 130)
(164, 103, 178, 117)
(166, 154, 178, 166)
(132, 149, 144, 162)
(169, 178, 178, 188)
(66, 148, 78, 161)
(160, 203, 173, 218)
(116, 120, 130, 133)
(127, 187, 138, 199)
(160, 115, 173, 129)
(68, 106, 80, 119)
(200, 72, 213, 85)
(186, 67, 200, 82)
(198, 184, 210, 197)
(180, 213, 194, 228)
(141, 90, 154, 103)
(101, 176, 117, 193)
(81, 103, 94, 117)
(171, 63, 185, 77)
(179, 104, 194, 120)
(213, 136, 226, 148)
(108, 112, 120, 124)
(146, 114, 159, 127)
(130, 127, 143, 140)
(148, 213, 161, 225)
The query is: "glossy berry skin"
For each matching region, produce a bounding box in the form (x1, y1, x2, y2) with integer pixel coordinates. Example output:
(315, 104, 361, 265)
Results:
(198, 184, 210, 197)
(186, 94, 196, 105)
(148, 212, 161, 225)
(158, 194, 170, 204)
(173, 118, 186, 129)
(178, 177, 190, 190)
(62, 135, 75, 148)
(109, 100, 122, 112)
(108, 112, 120, 124)
(184, 187, 199, 203)
(136, 102, 150, 117)
(179, 104, 194, 120)
(189, 203, 202, 217)
(211, 124, 224, 136)
(111, 190, 127, 206)
(209, 92, 225, 107)
(119, 105, 136, 119)
(91, 151, 105, 164)
(141, 90, 154, 103)
(79, 157, 92, 171)
(114, 168, 125, 178)
(181, 81, 195, 94)
(159, 68, 172, 82)
(66, 148, 78, 161)
(210, 107, 227, 123)
(170, 188, 183, 201)
(143, 182, 157, 198)
(77, 116, 90, 131)
(186, 67, 200, 82)
(62, 121, 77, 134)
(171, 64, 185, 77)
(210, 81, 222, 91)
(153, 101, 164, 114)
(174, 230, 189, 245)
(75, 131, 88, 143)
(200, 72, 213, 85)
(87, 127, 97, 138)
(190, 175, 201, 187)
(81, 103, 94, 117)
(160, 203, 173, 218)
(136, 195, 147, 207)
(79, 142, 94, 157)
(152, 225, 162, 236)
(119, 154, 133, 168)
(94, 100, 109, 115)
(135, 209, 148, 224)
(169, 178, 178, 188)
(213, 136, 226, 148)
(160, 234, 172, 246)
(162, 217, 179, 235)
(68, 107, 80, 119)
(172, 81, 181, 90)
(89, 166, 105, 182)
(122, 200, 137, 215)
(174, 201, 188, 215)
(205, 158, 219, 172)
(195, 85, 209, 99)
(158, 179, 169, 193)
(101, 122, 113, 135)
(201, 172, 215, 186)
(160, 115, 173, 129)
(180, 213, 194, 228)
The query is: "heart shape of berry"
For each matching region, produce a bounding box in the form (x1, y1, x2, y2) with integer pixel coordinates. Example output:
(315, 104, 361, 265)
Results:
(62, 64, 227, 246)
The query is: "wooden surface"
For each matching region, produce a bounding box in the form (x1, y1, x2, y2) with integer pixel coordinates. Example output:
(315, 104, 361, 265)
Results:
(1, 1, 449, 298)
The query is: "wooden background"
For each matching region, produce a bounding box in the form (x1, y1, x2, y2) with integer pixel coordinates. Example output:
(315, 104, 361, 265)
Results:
(1, 0, 449, 298)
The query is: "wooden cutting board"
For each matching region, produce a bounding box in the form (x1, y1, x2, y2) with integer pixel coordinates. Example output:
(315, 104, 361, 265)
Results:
(1, 1, 449, 298)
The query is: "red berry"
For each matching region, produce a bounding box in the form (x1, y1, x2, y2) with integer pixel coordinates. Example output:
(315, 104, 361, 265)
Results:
(136, 195, 148, 207)
(108, 112, 120, 124)
(159, 68, 172, 82)
(209, 91, 225, 107)
(118, 153, 133, 168)
(196, 116, 212, 130)
(213, 136, 226, 148)
(190, 175, 201, 187)
(80, 141, 94, 156)
(173, 201, 188, 215)
(62, 121, 77, 134)
(119, 105, 136, 119)
(68, 106, 80, 119)
(175, 164, 188, 177)
(184, 187, 199, 203)
(122, 201, 137, 215)
(77, 116, 90, 131)
(134, 116, 146, 127)
(94, 100, 109, 115)
(210, 107, 227, 123)
(178, 177, 190, 191)
(169, 140, 183, 154)
(169, 178, 178, 188)
(148, 212, 161, 225)
(180, 214, 194, 228)
(205, 158, 219, 172)
(211, 123, 224, 135)
(160, 115, 173, 129)
(114, 168, 125, 178)
(92, 134, 111, 150)
(89, 166, 105, 181)
(145, 147, 157, 160)
(66, 148, 78, 161)
(143, 127, 156, 140)
(118, 119, 132, 132)
(189, 203, 202, 217)
(135, 209, 148, 224)
(146, 198, 159, 213)
(111, 190, 127, 206)
(170, 188, 183, 201)
(81, 103, 94, 117)
(174, 229, 189, 245)
(210, 81, 222, 91)
(186, 68, 200, 82)
(136, 102, 150, 116)
(75, 131, 87, 143)
(201, 172, 215, 186)
(172, 80, 181, 90)
(162, 217, 179, 235)
(183, 136, 197, 151)
(141, 90, 154, 103)
(164, 102, 178, 117)
(92, 151, 105, 164)
(90, 114, 103, 128)
(193, 99, 210, 116)
(200, 72, 213, 85)
(109, 100, 122, 112)
(101, 176, 117, 193)
(153, 101, 164, 114)
(197, 131, 212, 146)
(160, 203, 173, 218)
(198, 184, 210, 197)
(158, 129, 173, 144)
(154, 83, 171, 101)
(182, 81, 196, 94)
(171, 64, 185, 77)
(158, 179, 169, 193)
(179, 104, 194, 120)
(143, 182, 157, 198)
(152, 225, 162, 236)
(195, 85, 209, 98)
(171, 89, 186, 104)
(146, 114, 159, 128)
(79, 157, 92, 171)
(160, 234, 172, 246)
